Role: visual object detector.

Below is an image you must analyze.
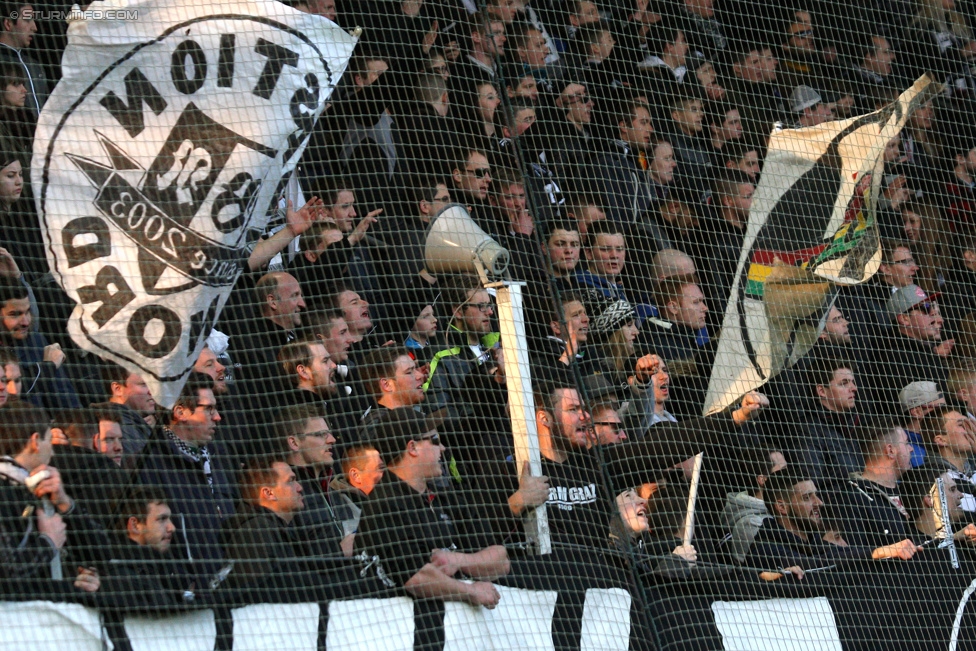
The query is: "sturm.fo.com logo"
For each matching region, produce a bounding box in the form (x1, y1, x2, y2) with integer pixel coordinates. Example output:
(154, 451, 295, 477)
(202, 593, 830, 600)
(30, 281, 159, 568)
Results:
(13, 8, 140, 21)
(39, 15, 335, 386)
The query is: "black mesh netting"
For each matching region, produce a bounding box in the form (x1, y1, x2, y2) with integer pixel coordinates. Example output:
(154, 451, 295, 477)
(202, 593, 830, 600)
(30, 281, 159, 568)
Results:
(2, 0, 976, 649)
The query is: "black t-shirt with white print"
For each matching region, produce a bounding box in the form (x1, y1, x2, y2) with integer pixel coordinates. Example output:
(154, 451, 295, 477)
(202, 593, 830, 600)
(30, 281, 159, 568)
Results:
(542, 452, 613, 551)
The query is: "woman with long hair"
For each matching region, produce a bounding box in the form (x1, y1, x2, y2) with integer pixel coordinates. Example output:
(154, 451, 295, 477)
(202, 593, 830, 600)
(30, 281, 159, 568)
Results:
(900, 199, 953, 294)
(0, 63, 34, 161)
(0, 149, 41, 278)
(585, 297, 641, 380)
(583, 294, 669, 426)
(911, 0, 974, 58)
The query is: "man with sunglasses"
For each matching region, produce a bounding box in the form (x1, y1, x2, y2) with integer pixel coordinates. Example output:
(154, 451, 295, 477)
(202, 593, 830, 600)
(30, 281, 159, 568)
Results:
(543, 81, 597, 193)
(356, 408, 510, 609)
(451, 149, 496, 235)
(869, 284, 953, 416)
(776, 9, 832, 106)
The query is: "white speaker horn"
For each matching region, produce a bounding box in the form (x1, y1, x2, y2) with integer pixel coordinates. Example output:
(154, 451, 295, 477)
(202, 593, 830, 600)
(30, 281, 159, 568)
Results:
(424, 203, 510, 279)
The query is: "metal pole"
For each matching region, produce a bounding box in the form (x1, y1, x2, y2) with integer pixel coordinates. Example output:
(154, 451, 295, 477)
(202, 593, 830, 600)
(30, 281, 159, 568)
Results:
(682, 453, 704, 548)
(491, 280, 551, 555)
(936, 477, 960, 569)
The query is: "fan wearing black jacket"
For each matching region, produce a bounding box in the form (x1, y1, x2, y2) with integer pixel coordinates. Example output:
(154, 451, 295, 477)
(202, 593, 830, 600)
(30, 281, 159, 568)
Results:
(108, 486, 202, 611)
(0, 401, 101, 595)
(744, 469, 917, 578)
(221, 456, 361, 602)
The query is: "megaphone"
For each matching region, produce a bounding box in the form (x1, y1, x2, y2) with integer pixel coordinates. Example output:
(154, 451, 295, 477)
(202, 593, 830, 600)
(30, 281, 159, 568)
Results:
(424, 203, 510, 279)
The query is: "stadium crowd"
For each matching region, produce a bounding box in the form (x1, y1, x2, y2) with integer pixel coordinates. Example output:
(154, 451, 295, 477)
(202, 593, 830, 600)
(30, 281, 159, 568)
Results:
(3, 0, 976, 641)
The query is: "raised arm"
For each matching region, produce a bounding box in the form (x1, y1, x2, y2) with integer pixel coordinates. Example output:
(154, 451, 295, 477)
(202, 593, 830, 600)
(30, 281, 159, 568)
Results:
(247, 198, 324, 271)
(608, 392, 769, 487)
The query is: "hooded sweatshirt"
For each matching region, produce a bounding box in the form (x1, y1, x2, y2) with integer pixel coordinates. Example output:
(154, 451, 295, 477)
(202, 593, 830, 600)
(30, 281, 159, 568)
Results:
(720, 490, 771, 563)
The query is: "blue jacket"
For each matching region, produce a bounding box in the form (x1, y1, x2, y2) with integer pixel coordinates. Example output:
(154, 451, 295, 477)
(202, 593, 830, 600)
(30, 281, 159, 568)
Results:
(138, 433, 237, 580)
(572, 269, 658, 321)
(10, 330, 81, 412)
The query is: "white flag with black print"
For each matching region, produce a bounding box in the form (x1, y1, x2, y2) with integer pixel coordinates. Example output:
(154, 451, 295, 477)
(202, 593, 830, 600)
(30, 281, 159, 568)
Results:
(32, 0, 357, 407)
(703, 75, 941, 416)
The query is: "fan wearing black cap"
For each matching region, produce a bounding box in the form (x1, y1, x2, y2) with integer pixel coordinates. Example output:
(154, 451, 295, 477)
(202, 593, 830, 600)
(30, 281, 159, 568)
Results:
(354, 408, 510, 608)
(868, 283, 953, 415)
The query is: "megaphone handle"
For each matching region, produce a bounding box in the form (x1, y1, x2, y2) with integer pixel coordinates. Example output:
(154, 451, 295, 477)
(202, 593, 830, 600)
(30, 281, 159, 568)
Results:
(473, 258, 490, 286)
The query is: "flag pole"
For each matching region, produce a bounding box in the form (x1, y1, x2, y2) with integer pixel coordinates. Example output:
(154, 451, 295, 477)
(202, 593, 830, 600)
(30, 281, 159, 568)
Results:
(683, 453, 704, 547)
(484, 268, 551, 555)
(936, 476, 960, 569)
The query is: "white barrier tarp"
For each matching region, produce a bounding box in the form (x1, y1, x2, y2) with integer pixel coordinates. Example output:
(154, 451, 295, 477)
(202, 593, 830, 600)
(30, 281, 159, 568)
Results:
(326, 597, 416, 651)
(125, 608, 216, 651)
(0, 601, 106, 651)
(444, 584, 559, 651)
(711, 597, 842, 651)
(232, 603, 320, 651)
(8, 587, 632, 650)
(581, 587, 632, 651)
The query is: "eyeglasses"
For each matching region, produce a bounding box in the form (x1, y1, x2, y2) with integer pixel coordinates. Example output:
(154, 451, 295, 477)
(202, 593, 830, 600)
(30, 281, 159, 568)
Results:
(416, 432, 441, 445)
(910, 301, 936, 315)
(466, 167, 491, 179)
(197, 404, 218, 416)
(466, 302, 494, 312)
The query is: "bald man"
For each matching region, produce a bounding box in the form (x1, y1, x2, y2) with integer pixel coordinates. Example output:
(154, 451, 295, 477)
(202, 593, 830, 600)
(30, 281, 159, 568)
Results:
(651, 249, 697, 280)
(221, 271, 309, 454)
